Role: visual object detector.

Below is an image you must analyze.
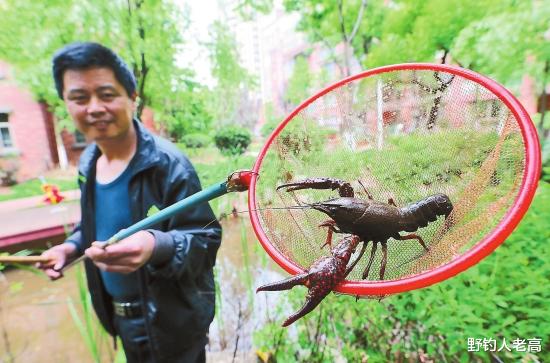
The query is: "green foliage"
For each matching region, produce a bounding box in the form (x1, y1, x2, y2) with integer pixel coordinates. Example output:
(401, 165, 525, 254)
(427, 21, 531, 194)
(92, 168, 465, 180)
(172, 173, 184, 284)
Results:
(452, 2, 550, 89)
(0, 0, 204, 135)
(283, 0, 386, 74)
(260, 118, 280, 138)
(254, 183, 550, 362)
(366, 0, 495, 66)
(213, 126, 252, 157)
(0, 178, 78, 202)
(260, 102, 283, 138)
(67, 266, 114, 362)
(180, 133, 211, 149)
(161, 83, 214, 140)
(284, 55, 313, 107)
(205, 21, 257, 128)
(234, 0, 273, 20)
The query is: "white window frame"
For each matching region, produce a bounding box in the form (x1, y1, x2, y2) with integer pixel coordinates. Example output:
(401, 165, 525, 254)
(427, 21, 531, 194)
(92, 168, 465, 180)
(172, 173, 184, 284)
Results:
(0, 111, 17, 155)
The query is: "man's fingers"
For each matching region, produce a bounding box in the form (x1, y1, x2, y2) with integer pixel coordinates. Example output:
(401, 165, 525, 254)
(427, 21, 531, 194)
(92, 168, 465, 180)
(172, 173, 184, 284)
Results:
(91, 241, 108, 249)
(45, 268, 64, 280)
(85, 244, 108, 259)
(36, 255, 59, 270)
(53, 257, 66, 271)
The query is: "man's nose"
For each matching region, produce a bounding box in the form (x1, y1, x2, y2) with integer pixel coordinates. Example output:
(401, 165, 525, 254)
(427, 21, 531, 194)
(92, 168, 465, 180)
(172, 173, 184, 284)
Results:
(87, 96, 106, 115)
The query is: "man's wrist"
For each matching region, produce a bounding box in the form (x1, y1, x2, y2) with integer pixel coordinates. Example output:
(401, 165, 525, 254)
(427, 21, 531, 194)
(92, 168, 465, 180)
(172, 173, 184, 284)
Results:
(146, 230, 175, 267)
(58, 242, 78, 257)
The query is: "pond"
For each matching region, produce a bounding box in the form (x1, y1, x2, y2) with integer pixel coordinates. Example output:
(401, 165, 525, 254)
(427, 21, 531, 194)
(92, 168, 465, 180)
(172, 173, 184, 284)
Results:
(0, 216, 288, 362)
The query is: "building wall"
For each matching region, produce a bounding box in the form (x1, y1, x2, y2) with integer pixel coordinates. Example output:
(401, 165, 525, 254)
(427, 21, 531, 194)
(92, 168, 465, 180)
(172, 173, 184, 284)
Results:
(0, 61, 57, 182)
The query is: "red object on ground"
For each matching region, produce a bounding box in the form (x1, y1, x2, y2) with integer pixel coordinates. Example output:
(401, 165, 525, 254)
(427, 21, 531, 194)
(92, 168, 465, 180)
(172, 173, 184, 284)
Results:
(42, 184, 65, 204)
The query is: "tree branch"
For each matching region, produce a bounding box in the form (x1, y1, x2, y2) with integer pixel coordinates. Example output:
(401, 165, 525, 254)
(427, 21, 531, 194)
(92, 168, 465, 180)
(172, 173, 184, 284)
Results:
(337, 0, 349, 43)
(348, 0, 367, 43)
(134, 0, 148, 118)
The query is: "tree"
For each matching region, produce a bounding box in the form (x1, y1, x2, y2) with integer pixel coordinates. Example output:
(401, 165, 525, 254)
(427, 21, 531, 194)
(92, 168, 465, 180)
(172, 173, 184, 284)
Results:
(452, 3, 550, 89)
(284, 55, 313, 108)
(283, 0, 386, 77)
(364, 0, 503, 67)
(205, 21, 257, 128)
(234, 0, 273, 20)
(0, 0, 200, 134)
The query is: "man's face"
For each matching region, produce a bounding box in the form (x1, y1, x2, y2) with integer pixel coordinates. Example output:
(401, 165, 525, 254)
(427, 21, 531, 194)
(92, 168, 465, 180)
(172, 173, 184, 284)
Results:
(62, 67, 136, 143)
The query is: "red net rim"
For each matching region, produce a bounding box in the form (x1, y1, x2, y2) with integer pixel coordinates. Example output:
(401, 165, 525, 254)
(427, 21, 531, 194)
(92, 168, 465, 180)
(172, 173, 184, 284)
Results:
(248, 63, 541, 295)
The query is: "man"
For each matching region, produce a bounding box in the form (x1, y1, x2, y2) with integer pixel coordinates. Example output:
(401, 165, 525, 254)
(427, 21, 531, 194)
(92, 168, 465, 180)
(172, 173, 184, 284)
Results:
(38, 42, 222, 363)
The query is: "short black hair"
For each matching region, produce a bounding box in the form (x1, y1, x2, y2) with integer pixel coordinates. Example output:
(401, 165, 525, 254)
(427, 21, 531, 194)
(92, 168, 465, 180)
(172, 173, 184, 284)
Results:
(52, 42, 136, 99)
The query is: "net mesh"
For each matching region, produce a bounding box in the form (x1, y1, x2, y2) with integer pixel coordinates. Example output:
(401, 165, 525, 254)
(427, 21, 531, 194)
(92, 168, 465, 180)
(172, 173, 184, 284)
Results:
(253, 69, 525, 286)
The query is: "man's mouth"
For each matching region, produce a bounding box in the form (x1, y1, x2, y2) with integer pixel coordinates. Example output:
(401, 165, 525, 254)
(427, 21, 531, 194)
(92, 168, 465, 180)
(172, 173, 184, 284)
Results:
(88, 120, 112, 129)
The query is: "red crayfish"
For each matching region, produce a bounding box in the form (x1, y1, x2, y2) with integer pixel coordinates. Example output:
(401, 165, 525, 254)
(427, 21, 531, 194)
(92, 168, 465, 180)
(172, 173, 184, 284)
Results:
(256, 235, 360, 327)
(257, 177, 453, 326)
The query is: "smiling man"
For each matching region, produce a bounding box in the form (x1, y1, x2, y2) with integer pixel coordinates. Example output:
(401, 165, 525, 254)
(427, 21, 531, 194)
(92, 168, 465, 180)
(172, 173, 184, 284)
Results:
(38, 42, 222, 363)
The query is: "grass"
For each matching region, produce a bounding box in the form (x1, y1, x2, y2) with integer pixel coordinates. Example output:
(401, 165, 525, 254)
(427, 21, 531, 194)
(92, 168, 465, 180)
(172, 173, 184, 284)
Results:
(0, 178, 78, 202)
(253, 182, 550, 362)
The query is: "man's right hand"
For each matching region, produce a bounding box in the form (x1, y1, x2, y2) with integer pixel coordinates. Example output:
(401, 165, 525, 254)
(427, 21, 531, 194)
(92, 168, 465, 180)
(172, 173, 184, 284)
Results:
(37, 243, 78, 280)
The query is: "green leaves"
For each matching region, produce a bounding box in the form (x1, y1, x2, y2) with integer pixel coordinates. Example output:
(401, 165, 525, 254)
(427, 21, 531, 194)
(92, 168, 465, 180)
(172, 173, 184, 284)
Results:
(453, 3, 550, 88)
(205, 21, 257, 129)
(253, 183, 550, 361)
(0, 0, 197, 135)
(213, 126, 252, 157)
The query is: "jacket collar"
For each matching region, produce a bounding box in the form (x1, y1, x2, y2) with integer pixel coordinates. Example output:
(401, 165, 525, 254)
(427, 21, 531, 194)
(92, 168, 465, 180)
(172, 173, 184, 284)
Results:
(79, 118, 160, 178)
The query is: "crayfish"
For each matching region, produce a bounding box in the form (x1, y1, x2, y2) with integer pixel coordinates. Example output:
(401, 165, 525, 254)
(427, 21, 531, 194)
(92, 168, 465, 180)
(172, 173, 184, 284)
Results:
(256, 235, 360, 327)
(278, 177, 453, 281)
(256, 177, 453, 327)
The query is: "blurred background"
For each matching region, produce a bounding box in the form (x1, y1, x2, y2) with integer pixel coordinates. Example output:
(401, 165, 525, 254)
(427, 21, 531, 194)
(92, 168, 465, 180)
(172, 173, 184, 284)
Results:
(0, 0, 548, 362)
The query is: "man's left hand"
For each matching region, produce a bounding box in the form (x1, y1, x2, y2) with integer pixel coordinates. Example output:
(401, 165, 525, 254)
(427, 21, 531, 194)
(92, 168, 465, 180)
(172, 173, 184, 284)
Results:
(85, 231, 155, 273)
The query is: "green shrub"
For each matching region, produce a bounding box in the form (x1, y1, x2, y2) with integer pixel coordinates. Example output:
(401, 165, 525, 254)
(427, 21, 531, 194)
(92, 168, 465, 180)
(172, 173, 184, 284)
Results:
(213, 126, 251, 156)
(180, 133, 211, 149)
(254, 183, 550, 362)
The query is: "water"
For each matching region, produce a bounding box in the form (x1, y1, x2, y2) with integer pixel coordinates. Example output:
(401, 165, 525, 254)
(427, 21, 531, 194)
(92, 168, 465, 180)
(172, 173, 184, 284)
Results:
(0, 217, 287, 362)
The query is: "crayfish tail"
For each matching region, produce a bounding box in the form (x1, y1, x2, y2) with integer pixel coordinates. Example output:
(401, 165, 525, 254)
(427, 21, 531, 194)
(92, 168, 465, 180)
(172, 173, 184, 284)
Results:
(256, 274, 307, 293)
(281, 295, 323, 327)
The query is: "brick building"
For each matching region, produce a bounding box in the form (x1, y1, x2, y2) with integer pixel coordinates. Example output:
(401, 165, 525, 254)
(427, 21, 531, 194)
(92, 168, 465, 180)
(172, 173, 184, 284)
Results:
(0, 61, 65, 183)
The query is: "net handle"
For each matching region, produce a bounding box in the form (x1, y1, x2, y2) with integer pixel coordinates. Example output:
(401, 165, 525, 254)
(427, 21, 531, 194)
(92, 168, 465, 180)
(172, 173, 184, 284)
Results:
(248, 63, 541, 295)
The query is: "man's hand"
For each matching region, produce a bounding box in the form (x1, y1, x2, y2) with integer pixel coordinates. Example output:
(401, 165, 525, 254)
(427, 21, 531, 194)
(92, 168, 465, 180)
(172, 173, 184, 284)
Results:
(85, 231, 155, 273)
(37, 243, 78, 280)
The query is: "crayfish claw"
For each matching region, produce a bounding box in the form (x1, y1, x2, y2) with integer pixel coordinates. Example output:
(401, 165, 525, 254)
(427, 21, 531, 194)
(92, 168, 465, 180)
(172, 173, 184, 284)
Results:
(277, 178, 354, 197)
(282, 294, 325, 327)
(257, 236, 359, 327)
(256, 274, 308, 293)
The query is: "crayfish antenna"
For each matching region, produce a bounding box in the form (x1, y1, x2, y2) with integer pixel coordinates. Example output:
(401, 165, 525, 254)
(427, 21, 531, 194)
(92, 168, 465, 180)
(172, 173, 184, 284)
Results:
(256, 274, 308, 293)
(282, 295, 324, 327)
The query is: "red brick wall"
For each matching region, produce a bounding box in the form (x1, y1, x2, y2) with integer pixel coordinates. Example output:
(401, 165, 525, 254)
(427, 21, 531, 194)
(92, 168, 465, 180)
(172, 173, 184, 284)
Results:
(40, 102, 59, 165)
(0, 61, 56, 181)
(60, 128, 85, 165)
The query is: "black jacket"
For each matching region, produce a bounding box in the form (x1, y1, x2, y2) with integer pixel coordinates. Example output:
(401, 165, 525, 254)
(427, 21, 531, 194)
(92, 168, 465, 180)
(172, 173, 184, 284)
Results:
(66, 120, 222, 362)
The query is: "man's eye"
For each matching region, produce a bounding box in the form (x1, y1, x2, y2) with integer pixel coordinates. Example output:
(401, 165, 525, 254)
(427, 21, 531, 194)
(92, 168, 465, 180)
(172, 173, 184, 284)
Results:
(101, 93, 115, 99)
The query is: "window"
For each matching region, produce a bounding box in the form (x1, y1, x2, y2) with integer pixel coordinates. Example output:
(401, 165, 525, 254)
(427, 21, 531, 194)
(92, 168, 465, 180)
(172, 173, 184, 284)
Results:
(74, 130, 86, 144)
(0, 112, 14, 149)
(72, 130, 87, 148)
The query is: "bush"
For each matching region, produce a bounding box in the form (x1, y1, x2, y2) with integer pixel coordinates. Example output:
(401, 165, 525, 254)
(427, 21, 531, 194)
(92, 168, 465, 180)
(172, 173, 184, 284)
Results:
(180, 133, 211, 149)
(254, 183, 550, 362)
(213, 126, 251, 156)
(0, 156, 19, 186)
